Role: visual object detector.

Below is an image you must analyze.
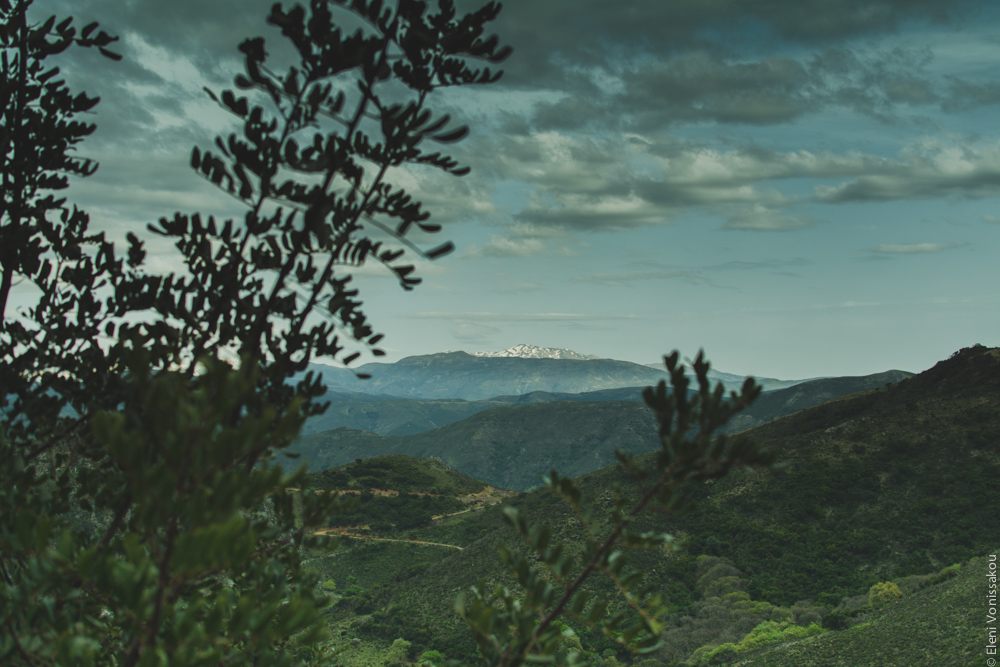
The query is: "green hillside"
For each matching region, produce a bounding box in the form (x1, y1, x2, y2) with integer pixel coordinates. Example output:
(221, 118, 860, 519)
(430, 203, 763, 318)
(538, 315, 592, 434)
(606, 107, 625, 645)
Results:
(292, 401, 661, 490)
(722, 369, 913, 432)
(292, 369, 914, 490)
(309, 454, 488, 496)
(316, 345, 1000, 663)
(300, 393, 507, 437)
(731, 552, 989, 667)
(301, 370, 911, 438)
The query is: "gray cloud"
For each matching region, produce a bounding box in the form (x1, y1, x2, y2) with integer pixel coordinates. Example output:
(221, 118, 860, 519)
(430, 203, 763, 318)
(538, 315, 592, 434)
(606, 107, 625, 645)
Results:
(943, 78, 1000, 111)
(618, 53, 815, 127)
(488, 0, 991, 131)
(572, 269, 725, 289)
(485, 0, 978, 93)
(572, 257, 809, 288)
(816, 168, 1000, 203)
(870, 242, 968, 253)
(462, 236, 546, 258)
(722, 206, 819, 231)
(410, 311, 637, 322)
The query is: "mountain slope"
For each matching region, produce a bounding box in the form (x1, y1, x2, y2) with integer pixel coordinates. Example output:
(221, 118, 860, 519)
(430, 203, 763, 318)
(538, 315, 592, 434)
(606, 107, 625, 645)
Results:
(723, 369, 912, 432)
(733, 552, 989, 667)
(292, 400, 661, 490)
(295, 369, 914, 484)
(329, 345, 1000, 661)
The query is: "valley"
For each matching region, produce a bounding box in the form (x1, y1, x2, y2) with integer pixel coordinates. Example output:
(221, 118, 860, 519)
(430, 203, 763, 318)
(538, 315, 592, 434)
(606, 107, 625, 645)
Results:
(293, 344, 997, 666)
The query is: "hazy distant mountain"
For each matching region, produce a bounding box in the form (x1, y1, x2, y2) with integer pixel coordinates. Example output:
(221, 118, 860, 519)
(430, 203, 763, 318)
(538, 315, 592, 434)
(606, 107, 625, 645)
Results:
(300, 370, 913, 438)
(644, 362, 811, 393)
(470, 343, 602, 360)
(304, 347, 818, 401)
(306, 351, 675, 400)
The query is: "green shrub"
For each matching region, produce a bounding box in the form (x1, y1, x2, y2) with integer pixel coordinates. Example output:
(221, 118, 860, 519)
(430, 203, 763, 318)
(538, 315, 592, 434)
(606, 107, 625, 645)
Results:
(419, 649, 445, 666)
(868, 581, 904, 607)
(386, 638, 413, 667)
(930, 563, 961, 584)
(705, 642, 739, 664)
(735, 619, 826, 653)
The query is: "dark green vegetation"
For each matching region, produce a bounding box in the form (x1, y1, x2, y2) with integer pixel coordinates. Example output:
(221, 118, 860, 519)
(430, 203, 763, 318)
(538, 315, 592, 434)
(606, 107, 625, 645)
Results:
(293, 400, 662, 489)
(308, 455, 488, 531)
(301, 391, 507, 436)
(314, 345, 998, 664)
(299, 385, 655, 437)
(292, 368, 914, 488)
(722, 369, 912, 432)
(310, 454, 486, 495)
(0, 1, 513, 665)
(732, 553, 989, 667)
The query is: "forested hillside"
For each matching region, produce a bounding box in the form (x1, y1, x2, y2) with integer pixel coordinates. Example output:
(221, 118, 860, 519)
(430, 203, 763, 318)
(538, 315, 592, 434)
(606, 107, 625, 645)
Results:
(291, 368, 914, 488)
(314, 345, 998, 664)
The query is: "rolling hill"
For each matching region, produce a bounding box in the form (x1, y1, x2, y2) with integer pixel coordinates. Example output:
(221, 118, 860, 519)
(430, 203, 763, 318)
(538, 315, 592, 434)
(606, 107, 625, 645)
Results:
(293, 369, 914, 487)
(312, 345, 999, 663)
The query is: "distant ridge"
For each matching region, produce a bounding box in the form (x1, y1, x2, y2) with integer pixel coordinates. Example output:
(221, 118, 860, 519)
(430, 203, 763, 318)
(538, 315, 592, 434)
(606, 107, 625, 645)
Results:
(292, 367, 914, 488)
(469, 343, 602, 360)
(306, 351, 674, 400)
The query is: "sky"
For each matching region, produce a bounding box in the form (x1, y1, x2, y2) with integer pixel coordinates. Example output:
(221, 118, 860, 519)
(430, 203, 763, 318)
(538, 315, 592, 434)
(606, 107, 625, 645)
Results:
(24, 0, 1000, 379)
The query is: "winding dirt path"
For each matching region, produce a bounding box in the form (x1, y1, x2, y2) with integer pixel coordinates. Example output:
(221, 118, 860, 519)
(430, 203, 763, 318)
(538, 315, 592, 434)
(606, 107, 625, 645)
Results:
(313, 527, 463, 550)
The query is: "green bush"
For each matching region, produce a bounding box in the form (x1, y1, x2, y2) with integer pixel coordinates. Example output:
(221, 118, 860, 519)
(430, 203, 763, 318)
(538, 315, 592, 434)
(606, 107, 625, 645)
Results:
(419, 649, 445, 666)
(737, 620, 826, 652)
(705, 642, 739, 664)
(929, 563, 961, 584)
(868, 581, 904, 607)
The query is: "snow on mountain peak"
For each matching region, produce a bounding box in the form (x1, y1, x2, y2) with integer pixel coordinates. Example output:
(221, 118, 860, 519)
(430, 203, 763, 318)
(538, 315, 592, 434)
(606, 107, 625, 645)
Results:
(471, 344, 602, 360)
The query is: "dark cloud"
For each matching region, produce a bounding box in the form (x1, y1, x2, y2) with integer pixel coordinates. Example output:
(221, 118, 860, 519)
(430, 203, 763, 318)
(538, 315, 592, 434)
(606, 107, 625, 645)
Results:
(483, 0, 977, 91)
(942, 78, 1000, 111)
(618, 53, 815, 127)
(816, 160, 1000, 202)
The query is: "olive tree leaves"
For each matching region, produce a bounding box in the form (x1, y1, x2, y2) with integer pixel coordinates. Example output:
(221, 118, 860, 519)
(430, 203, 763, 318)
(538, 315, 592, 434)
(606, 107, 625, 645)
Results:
(1, 2, 508, 665)
(144, 0, 510, 421)
(0, 0, 122, 457)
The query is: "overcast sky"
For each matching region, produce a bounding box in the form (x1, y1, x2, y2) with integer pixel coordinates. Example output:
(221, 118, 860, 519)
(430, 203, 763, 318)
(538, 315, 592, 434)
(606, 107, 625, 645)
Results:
(27, 0, 1000, 378)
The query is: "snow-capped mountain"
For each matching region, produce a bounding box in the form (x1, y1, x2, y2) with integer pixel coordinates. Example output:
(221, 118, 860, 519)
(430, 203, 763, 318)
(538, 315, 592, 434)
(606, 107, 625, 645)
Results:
(470, 343, 602, 361)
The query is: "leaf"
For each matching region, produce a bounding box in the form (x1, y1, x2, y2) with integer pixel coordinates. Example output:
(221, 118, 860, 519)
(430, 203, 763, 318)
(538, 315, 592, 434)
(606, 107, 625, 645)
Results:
(424, 241, 454, 259)
(432, 125, 469, 143)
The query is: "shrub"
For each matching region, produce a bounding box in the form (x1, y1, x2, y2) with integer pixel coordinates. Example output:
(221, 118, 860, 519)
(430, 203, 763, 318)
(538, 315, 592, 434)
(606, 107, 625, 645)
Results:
(419, 649, 445, 666)
(705, 642, 739, 664)
(929, 563, 961, 584)
(868, 581, 904, 607)
(736, 619, 825, 653)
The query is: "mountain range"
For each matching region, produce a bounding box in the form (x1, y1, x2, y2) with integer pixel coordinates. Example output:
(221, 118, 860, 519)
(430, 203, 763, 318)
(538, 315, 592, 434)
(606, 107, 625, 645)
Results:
(470, 343, 603, 360)
(293, 368, 913, 488)
(301, 345, 816, 401)
(307, 344, 999, 665)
